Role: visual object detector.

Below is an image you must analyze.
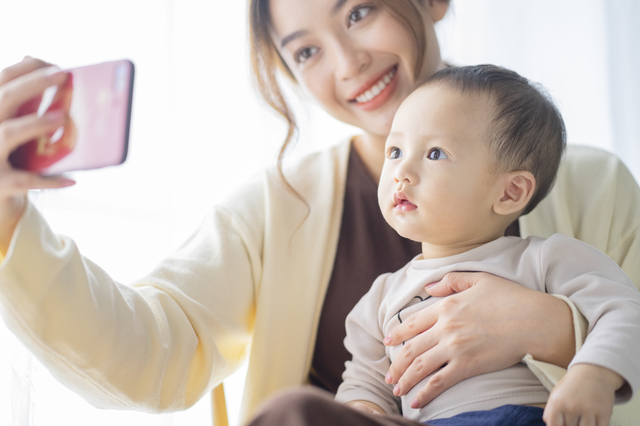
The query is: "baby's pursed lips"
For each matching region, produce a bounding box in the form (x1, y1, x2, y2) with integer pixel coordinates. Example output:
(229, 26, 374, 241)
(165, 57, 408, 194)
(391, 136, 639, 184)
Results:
(393, 191, 414, 206)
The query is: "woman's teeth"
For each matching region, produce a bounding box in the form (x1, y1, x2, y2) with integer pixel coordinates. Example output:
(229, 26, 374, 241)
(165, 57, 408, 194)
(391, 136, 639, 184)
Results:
(355, 68, 396, 104)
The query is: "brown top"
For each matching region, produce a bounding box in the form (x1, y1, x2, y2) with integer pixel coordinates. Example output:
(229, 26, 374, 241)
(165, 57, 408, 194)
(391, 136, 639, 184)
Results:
(309, 142, 520, 393)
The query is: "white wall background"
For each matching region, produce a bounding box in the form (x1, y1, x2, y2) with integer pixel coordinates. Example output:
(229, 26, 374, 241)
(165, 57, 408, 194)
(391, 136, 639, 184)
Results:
(0, 1, 638, 425)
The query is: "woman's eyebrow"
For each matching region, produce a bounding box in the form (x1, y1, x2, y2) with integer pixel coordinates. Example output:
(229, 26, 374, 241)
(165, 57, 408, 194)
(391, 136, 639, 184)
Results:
(281, 30, 308, 48)
(330, 0, 348, 16)
(281, 0, 347, 48)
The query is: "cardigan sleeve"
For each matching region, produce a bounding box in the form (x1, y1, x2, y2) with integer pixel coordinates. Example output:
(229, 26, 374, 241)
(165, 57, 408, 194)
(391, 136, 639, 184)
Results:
(0, 183, 264, 412)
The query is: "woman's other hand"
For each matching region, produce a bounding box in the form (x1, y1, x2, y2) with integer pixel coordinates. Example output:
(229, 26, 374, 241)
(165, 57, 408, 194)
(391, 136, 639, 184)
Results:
(0, 57, 75, 254)
(383, 272, 575, 408)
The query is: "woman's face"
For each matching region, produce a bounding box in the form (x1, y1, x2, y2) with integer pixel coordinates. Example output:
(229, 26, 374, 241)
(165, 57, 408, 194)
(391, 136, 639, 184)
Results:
(268, 0, 447, 139)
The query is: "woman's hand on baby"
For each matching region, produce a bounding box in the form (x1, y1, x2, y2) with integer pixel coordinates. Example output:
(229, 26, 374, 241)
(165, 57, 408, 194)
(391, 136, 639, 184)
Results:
(382, 272, 575, 408)
(543, 363, 623, 426)
(0, 57, 75, 252)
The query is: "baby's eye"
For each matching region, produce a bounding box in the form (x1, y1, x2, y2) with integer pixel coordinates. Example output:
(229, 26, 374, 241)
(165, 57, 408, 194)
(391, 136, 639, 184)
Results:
(295, 46, 318, 63)
(427, 148, 448, 161)
(387, 147, 403, 160)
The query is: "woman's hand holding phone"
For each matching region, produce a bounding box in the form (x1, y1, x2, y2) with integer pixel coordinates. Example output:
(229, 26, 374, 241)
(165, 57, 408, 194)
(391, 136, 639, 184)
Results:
(0, 57, 76, 254)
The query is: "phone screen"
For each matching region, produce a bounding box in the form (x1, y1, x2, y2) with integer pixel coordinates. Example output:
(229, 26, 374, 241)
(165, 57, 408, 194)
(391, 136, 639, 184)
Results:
(9, 59, 135, 175)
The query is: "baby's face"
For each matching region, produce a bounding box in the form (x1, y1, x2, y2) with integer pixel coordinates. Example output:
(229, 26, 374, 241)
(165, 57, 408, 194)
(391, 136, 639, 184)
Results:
(378, 84, 504, 246)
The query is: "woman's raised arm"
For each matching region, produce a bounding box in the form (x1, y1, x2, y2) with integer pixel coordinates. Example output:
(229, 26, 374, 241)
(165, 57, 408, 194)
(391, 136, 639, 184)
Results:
(0, 57, 75, 254)
(0, 58, 259, 411)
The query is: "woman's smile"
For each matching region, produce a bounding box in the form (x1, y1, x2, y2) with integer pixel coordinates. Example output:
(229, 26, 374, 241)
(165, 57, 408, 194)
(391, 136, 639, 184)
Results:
(349, 64, 399, 112)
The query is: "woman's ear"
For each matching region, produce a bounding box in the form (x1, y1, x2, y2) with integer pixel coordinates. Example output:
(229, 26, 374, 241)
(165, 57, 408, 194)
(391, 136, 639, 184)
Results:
(493, 171, 536, 216)
(428, 0, 449, 23)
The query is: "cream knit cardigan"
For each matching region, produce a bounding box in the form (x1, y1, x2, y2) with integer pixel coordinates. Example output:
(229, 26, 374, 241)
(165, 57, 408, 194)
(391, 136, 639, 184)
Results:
(0, 140, 638, 425)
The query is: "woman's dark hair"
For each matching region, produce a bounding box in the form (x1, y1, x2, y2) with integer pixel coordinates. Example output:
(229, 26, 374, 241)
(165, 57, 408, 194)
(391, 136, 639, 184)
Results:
(248, 0, 450, 187)
(417, 64, 567, 214)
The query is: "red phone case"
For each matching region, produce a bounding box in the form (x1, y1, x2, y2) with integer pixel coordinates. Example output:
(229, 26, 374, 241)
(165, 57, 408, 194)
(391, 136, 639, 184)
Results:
(9, 59, 135, 175)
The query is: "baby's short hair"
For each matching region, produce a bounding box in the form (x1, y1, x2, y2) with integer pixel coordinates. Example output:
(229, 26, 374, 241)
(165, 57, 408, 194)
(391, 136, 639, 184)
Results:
(417, 65, 566, 214)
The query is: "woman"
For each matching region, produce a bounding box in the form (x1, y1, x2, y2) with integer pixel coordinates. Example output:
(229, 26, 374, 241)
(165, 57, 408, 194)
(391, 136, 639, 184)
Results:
(0, 1, 637, 426)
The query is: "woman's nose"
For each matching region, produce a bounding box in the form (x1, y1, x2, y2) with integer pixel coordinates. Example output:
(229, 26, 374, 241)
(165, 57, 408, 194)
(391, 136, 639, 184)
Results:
(331, 38, 370, 81)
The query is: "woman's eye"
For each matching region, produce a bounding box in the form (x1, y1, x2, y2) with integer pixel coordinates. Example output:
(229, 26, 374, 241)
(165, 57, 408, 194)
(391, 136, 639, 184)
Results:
(295, 47, 318, 63)
(428, 148, 448, 161)
(388, 147, 403, 160)
(348, 5, 373, 26)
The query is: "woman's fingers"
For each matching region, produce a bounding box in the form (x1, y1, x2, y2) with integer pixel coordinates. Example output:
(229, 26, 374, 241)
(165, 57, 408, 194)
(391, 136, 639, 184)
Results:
(391, 344, 447, 398)
(384, 304, 438, 347)
(424, 271, 490, 297)
(0, 56, 50, 86)
(0, 65, 67, 121)
(408, 362, 469, 409)
(386, 279, 544, 403)
(0, 110, 66, 158)
(386, 327, 437, 386)
(386, 272, 495, 347)
(0, 170, 75, 197)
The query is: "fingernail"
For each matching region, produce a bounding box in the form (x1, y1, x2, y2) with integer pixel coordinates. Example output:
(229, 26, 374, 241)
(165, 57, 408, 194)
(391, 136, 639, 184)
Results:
(410, 398, 419, 409)
(383, 334, 391, 345)
(60, 178, 76, 186)
(393, 384, 400, 396)
(425, 281, 439, 289)
(385, 372, 392, 384)
(45, 110, 65, 123)
(23, 55, 32, 61)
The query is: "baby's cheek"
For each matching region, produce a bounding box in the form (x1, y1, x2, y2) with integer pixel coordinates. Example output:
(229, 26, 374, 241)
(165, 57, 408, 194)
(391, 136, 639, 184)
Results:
(377, 177, 391, 205)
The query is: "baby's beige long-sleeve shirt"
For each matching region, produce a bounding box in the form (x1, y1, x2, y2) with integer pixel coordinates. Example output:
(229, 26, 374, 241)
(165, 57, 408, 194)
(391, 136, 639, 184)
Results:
(336, 234, 640, 422)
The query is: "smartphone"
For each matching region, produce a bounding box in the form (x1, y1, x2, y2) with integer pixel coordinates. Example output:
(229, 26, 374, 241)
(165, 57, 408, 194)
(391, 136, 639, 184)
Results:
(9, 59, 135, 175)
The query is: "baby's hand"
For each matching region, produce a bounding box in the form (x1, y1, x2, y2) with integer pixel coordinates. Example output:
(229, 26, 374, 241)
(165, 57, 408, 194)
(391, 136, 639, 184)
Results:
(346, 400, 385, 416)
(543, 363, 624, 426)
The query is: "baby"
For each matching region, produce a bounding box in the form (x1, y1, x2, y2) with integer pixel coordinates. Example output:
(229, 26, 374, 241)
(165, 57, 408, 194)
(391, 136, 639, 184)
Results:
(335, 65, 640, 425)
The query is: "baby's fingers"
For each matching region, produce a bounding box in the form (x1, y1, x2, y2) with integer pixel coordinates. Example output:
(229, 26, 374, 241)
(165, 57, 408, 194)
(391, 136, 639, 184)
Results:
(542, 406, 565, 426)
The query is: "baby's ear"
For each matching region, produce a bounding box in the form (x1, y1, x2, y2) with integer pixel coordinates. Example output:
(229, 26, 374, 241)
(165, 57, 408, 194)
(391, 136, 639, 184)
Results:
(493, 171, 536, 216)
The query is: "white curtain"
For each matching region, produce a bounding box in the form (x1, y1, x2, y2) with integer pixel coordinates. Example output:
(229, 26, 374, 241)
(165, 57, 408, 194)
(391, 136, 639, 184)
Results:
(604, 0, 640, 181)
(0, 1, 638, 426)
(437, 0, 640, 182)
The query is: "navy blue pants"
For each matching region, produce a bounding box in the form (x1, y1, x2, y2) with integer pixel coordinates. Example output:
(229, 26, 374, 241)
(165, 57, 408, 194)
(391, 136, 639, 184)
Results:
(426, 405, 545, 426)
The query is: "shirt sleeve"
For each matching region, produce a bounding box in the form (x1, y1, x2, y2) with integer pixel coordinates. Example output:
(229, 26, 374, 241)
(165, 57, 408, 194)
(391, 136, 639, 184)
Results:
(0, 194, 261, 412)
(335, 273, 401, 415)
(541, 234, 640, 402)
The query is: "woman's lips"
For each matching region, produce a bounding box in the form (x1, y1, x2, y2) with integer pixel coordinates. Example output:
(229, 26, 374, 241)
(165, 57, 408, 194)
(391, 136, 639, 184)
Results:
(394, 192, 417, 212)
(349, 65, 399, 112)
